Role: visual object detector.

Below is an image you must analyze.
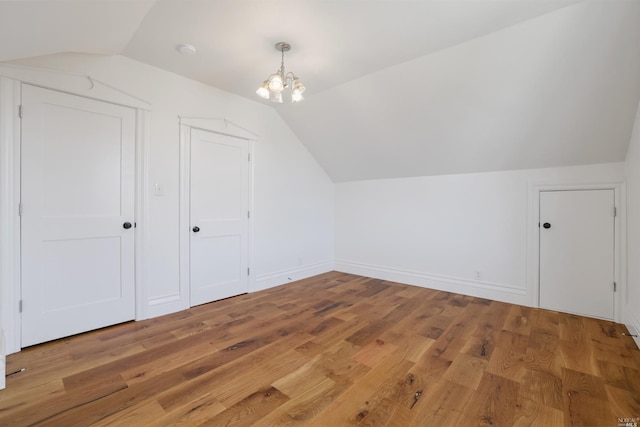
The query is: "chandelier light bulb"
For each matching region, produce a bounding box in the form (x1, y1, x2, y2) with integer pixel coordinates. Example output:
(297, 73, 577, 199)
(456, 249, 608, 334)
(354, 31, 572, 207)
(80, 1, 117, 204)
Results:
(268, 73, 284, 92)
(256, 42, 306, 104)
(291, 79, 305, 102)
(256, 81, 270, 99)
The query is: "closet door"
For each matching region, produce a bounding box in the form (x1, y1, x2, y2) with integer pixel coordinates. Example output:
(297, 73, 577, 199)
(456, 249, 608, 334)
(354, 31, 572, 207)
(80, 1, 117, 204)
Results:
(189, 128, 249, 306)
(21, 84, 136, 347)
(539, 189, 615, 320)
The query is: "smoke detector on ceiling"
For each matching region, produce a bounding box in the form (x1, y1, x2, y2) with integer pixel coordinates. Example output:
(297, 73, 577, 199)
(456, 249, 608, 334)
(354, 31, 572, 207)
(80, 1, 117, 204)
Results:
(176, 44, 196, 55)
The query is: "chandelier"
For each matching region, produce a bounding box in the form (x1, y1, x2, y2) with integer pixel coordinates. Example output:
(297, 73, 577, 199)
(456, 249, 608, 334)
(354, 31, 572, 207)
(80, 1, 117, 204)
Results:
(256, 42, 306, 103)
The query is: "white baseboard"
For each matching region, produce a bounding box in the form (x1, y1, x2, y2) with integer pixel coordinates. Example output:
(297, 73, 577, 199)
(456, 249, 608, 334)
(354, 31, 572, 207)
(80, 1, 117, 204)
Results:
(334, 259, 528, 306)
(624, 310, 640, 349)
(145, 294, 187, 320)
(143, 262, 334, 319)
(254, 261, 334, 292)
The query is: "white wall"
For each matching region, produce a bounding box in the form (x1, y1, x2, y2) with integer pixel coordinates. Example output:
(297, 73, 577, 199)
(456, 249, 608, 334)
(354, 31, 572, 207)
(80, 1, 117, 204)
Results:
(1, 52, 635, 358)
(335, 163, 625, 306)
(625, 100, 640, 346)
(6, 53, 334, 320)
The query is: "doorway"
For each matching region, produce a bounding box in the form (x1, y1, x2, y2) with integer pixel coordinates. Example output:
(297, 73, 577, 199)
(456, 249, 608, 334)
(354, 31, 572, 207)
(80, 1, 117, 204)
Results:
(538, 189, 615, 320)
(20, 84, 136, 346)
(181, 126, 251, 307)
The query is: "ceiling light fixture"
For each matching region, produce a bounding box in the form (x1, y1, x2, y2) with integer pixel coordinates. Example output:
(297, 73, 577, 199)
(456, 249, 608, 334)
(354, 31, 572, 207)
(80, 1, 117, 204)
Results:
(256, 42, 305, 103)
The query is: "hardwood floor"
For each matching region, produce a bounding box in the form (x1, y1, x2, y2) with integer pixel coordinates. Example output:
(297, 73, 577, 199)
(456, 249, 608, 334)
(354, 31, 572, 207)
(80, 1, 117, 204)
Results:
(1, 272, 639, 426)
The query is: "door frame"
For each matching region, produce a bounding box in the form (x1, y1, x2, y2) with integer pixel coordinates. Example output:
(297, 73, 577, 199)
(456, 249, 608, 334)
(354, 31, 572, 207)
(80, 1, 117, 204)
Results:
(178, 117, 256, 310)
(0, 69, 150, 355)
(527, 181, 625, 323)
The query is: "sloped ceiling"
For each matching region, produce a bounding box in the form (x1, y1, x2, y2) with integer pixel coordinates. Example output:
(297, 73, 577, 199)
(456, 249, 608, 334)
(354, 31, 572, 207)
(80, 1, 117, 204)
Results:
(0, 0, 155, 61)
(2, 0, 640, 182)
(281, 0, 640, 181)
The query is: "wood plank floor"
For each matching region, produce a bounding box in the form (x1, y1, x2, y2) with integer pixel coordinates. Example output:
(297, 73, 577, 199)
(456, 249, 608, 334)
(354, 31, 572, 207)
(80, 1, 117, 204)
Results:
(1, 272, 639, 426)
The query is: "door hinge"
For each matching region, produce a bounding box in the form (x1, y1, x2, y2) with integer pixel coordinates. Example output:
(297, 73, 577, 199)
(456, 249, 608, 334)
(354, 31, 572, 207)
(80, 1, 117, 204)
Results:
(247, 211, 250, 219)
(18, 105, 22, 119)
(18, 202, 23, 216)
(614, 206, 617, 217)
(19, 300, 22, 313)
(248, 153, 251, 162)
(247, 267, 250, 276)
(614, 282, 617, 292)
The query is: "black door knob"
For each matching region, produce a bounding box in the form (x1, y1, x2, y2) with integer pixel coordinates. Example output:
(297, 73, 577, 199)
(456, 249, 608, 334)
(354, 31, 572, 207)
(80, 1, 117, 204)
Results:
(192, 226, 200, 233)
(123, 222, 132, 229)
(543, 222, 551, 229)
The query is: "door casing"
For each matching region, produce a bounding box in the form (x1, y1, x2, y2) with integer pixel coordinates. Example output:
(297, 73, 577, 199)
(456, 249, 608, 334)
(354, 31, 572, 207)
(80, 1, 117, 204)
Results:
(528, 182, 625, 323)
(0, 72, 149, 355)
(179, 117, 255, 312)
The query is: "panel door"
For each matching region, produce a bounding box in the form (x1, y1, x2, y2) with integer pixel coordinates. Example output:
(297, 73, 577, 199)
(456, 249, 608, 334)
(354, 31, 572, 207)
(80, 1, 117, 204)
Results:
(539, 189, 615, 320)
(21, 84, 136, 347)
(189, 128, 249, 306)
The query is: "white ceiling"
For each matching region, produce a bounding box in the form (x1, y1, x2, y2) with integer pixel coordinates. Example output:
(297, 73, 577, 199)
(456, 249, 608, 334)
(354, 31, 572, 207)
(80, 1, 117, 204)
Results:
(123, 0, 582, 96)
(2, 0, 640, 182)
(0, 0, 155, 61)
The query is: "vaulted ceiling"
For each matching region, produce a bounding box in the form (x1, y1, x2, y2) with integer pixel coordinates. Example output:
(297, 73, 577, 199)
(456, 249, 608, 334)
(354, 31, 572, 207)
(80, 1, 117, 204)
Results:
(2, 0, 639, 182)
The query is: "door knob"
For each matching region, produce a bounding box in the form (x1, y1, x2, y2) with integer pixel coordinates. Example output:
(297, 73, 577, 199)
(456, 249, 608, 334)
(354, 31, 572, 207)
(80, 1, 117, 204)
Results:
(192, 226, 200, 233)
(123, 222, 132, 229)
(543, 222, 551, 229)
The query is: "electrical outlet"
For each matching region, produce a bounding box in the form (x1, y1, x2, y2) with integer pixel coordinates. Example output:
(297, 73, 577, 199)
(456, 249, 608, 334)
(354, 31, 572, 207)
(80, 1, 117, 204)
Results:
(474, 271, 482, 281)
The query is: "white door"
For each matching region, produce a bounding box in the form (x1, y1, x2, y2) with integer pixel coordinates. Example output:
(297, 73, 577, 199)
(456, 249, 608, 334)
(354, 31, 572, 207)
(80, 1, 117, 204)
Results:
(189, 128, 249, 306)
(539, 189, 615, 320)
(21, 84, 136, 347)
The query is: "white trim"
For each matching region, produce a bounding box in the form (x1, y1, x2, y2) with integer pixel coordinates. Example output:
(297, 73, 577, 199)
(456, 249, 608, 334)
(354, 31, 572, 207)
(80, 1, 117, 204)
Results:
(178, 116, 259, 140)
(0, 63, 150, 110)
(527, 181, 626, 323)
(146, 295, 184, 319)
(177, 124, 192, 312)
(335, 260, 528, 305)
(0, 77, 20, 389)
(254, 262, 335, 292)
(0, 78, 21, 355)
(134, 110, 150, 320)
(247, 140, 256, 294)
(148, 294, 183, 306)
(178, 118, 256, 311)
(625, 310, 640, 349)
